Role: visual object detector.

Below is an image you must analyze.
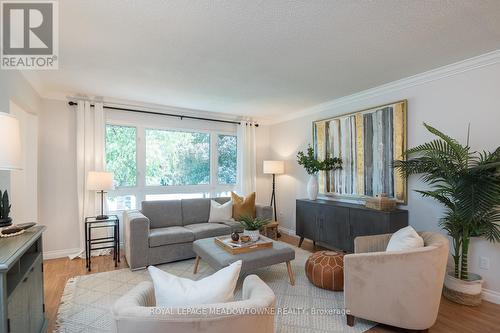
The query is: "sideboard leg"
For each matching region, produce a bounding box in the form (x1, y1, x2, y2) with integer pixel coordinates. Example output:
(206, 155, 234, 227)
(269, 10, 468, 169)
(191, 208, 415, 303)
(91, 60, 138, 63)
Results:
(298, 237, 304, 247)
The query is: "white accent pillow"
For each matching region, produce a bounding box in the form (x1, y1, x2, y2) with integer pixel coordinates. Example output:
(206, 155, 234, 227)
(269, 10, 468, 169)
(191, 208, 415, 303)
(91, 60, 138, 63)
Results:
(148, 260, 242, 307)
(208, 199, 234, 223)
(386, 226, 424, 252)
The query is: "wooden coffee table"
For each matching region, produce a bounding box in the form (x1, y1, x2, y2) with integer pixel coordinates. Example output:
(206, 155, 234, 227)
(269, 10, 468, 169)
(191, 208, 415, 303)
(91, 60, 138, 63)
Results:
(193, 235, 296, 285)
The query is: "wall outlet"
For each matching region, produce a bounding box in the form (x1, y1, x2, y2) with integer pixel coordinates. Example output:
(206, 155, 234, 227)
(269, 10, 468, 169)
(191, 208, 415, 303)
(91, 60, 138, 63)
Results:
(479, 256, 490, 270)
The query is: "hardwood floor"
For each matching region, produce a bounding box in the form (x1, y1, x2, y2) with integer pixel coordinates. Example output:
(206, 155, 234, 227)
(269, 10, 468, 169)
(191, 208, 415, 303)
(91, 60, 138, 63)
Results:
(43, 235, 500, 333)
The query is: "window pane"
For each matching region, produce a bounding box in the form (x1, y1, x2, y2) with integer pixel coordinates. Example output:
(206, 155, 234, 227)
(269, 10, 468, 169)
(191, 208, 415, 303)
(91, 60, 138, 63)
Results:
(146, 129, 210, 186)
(106, 125, 137, 187)
(217, 135, 237, 184)
(107, 195, 136, 211)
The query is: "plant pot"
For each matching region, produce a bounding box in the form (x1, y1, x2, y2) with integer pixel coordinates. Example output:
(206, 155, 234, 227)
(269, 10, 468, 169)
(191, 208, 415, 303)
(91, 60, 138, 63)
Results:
(243, 229, 260, 242)
(443, 271, 483, 306)
(307, 174, 319, 200)
(0, 217, 12, 227)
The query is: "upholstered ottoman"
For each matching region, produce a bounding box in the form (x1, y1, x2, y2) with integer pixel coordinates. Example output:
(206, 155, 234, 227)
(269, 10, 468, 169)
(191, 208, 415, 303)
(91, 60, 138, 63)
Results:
(305, 251, 344, 291)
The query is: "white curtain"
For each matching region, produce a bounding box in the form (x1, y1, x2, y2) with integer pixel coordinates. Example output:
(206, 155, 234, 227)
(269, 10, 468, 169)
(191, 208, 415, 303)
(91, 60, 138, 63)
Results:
(71, 100, 109, 259)
(237, 121, 257, 195)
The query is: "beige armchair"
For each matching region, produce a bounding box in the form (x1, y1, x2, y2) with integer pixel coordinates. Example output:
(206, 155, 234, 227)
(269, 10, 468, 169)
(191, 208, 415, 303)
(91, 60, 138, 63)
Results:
(112, 274, 276, 333)
(344, 232, 449, 332)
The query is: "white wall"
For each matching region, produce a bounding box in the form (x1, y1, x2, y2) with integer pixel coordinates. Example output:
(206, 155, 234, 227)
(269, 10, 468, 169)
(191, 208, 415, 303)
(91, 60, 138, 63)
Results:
(268, 61, 500, 298)
(38, 99, 81, 256)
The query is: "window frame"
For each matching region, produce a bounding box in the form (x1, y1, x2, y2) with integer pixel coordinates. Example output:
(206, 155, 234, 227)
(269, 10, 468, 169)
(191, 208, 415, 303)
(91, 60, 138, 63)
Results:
(105, 119, 238, 211)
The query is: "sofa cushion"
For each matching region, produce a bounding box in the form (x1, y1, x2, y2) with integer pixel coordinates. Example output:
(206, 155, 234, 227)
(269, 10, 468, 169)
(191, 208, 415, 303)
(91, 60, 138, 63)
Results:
(182, 198, 210, 225)
(231, 192, 256, 220)
(184, 223, 231, 240)
(142, 200, 183, 228)
(222, 220, 244, 233)
(149, 226, 195, 247)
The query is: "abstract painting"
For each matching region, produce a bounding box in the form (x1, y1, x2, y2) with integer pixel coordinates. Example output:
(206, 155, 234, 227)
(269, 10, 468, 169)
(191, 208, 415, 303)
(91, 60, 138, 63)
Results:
(313, 100, 407, 203)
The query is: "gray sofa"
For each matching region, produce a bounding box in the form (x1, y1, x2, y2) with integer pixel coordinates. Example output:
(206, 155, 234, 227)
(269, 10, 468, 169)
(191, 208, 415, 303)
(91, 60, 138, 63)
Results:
(124, 197, 272, 270)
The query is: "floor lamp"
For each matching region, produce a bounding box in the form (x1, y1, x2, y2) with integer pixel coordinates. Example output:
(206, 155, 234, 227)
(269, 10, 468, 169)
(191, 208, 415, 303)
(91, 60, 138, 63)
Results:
(263, 160, 284, 221)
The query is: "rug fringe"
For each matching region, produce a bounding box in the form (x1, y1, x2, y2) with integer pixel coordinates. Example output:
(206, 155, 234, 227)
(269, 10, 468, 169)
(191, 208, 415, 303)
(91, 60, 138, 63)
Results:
(54, 276, 79, 332)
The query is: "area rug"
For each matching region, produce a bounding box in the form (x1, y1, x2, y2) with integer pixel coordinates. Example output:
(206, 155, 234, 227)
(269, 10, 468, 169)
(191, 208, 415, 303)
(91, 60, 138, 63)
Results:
(55, 245, 374, 333)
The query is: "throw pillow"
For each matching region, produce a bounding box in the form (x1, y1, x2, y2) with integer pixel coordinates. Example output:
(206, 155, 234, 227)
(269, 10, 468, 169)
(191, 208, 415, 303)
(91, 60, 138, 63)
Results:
(231, 192, 256, 220)
(148, 260, 242, 307)
(208, 199, 233, 222)
(386, 226, 424, 252)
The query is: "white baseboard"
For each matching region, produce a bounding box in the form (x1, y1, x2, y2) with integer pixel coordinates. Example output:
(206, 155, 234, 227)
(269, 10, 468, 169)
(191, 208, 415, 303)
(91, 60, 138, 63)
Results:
(44, 243, 125, 260)
(43, 248, 81, 260)
(278, 226, 296, 236)
(482, 288, 500, 305)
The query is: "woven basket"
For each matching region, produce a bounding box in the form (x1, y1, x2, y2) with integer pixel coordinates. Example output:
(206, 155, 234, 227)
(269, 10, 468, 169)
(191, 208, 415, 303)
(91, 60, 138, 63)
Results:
(365, 193, 397, 211)
(443, 271, 483, 306)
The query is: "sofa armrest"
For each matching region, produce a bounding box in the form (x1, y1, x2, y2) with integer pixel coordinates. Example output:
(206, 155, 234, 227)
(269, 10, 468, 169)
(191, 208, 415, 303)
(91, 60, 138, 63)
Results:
(124, 210, 150, 270)
(256, 204, 273, 220)
(354, 233, 392, 253)
(344, 244, 448, 330)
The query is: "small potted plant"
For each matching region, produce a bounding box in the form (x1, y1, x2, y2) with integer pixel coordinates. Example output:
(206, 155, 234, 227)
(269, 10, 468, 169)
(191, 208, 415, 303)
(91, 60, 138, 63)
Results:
(238, 215, 271, 241)
(395, 123, 500, 306)
(297, 144, 342, 200)
(0, 190, 12, 227)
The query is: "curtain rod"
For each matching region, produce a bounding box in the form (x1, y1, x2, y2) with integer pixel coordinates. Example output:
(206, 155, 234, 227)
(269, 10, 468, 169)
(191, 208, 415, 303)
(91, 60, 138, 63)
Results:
(67, 101, 258, 127)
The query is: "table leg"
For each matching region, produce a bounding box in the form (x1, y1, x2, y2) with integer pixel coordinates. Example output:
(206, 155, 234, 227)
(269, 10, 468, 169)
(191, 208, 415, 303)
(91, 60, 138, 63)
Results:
(286, 261, 295, 286)
(114, 224, 118, 267)
(85, 223, 88, 268)
(117, 220, 120, 263)
(193, 256, 200, 274)
(88, 227, 92, 272)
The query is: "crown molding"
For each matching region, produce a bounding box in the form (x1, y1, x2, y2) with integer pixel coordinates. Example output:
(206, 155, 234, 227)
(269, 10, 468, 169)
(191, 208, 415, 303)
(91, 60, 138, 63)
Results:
(266, 49, 500, 125)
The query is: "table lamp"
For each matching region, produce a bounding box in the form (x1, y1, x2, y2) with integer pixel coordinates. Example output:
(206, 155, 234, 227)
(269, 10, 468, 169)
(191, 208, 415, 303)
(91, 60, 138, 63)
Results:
(0, 113, 22, 227)
(87, 171, 114, 220)
(263, 160, 284, 221)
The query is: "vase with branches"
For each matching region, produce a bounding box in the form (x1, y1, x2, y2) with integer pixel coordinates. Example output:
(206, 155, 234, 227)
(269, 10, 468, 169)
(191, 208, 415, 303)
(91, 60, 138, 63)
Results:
(297, 144, 342, 200)
(394, 123, 500, 304)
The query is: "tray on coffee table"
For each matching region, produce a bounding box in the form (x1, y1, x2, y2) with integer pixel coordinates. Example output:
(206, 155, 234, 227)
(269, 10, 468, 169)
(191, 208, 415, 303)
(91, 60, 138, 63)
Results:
(214, 235, 273, 254)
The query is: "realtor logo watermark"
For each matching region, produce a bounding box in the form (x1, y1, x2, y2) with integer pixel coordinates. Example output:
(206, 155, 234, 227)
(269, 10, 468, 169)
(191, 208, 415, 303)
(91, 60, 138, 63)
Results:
(1, 0, 58, 69)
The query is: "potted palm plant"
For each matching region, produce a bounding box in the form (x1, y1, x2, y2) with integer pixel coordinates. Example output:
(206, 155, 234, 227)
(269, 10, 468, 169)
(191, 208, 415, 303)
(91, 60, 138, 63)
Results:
(394, 123, 500, 306)
(297, 145, 342, 200)
(238, 215, 271, 241)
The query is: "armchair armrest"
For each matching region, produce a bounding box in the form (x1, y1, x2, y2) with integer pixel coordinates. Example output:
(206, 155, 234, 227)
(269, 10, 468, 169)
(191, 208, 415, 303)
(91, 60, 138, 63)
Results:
(124, 210, 150, 270)
(256, 204, 273, 220)
(354, 233, 392, 253)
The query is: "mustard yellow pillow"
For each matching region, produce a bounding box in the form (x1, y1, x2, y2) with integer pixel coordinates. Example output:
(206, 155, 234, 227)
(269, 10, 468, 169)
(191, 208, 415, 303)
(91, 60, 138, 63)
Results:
(231, 192, 256, 220)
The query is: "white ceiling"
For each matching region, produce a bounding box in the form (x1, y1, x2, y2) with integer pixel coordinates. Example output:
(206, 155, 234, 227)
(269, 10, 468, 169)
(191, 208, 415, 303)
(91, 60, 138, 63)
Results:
(23, 0, 500, 120)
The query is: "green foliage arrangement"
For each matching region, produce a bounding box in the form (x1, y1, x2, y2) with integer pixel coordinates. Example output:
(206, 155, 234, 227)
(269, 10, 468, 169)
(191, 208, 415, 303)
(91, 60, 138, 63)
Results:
(238, 215, 271, 231)
(0, 190, 11, 220)
(297, 145, 342, 175)
(394, 123, 500, 281)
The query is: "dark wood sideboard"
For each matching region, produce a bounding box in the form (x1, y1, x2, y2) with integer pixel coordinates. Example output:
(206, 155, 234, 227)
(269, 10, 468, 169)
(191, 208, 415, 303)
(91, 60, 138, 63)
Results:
(296, 199, 408, 252)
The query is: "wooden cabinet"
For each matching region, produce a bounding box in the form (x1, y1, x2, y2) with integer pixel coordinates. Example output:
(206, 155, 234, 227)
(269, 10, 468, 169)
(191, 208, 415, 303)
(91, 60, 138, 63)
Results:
(0, 226, 47, 333)
(296, 199, 408, 252)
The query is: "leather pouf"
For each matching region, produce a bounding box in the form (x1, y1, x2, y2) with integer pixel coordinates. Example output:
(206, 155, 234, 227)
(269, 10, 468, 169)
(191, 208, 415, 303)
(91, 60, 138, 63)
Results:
(305, 251, 344, 291)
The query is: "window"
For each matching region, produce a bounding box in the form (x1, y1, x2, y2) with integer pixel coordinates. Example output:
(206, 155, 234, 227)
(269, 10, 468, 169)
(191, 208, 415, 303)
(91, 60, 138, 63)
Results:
(217, 134, 237, 184)
(104, 120, 238, 211)
(105, 125, 137, 187)
(146, 129, 210, 186)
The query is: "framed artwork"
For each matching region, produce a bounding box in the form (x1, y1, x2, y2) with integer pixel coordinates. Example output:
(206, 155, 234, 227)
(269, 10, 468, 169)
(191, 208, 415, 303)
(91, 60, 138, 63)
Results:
(313, 100, 407, 203)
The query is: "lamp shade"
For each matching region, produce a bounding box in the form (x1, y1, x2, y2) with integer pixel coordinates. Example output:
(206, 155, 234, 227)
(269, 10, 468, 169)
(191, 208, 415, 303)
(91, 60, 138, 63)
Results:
(263, 160, 284, 174)
(0, 113, 22, 170)
(87, 171, 114, 191)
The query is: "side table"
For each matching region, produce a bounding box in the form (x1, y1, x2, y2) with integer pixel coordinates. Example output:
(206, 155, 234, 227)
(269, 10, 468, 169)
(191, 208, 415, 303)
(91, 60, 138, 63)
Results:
(85, 215, 120, 271)
(262, 221, 280, 240)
